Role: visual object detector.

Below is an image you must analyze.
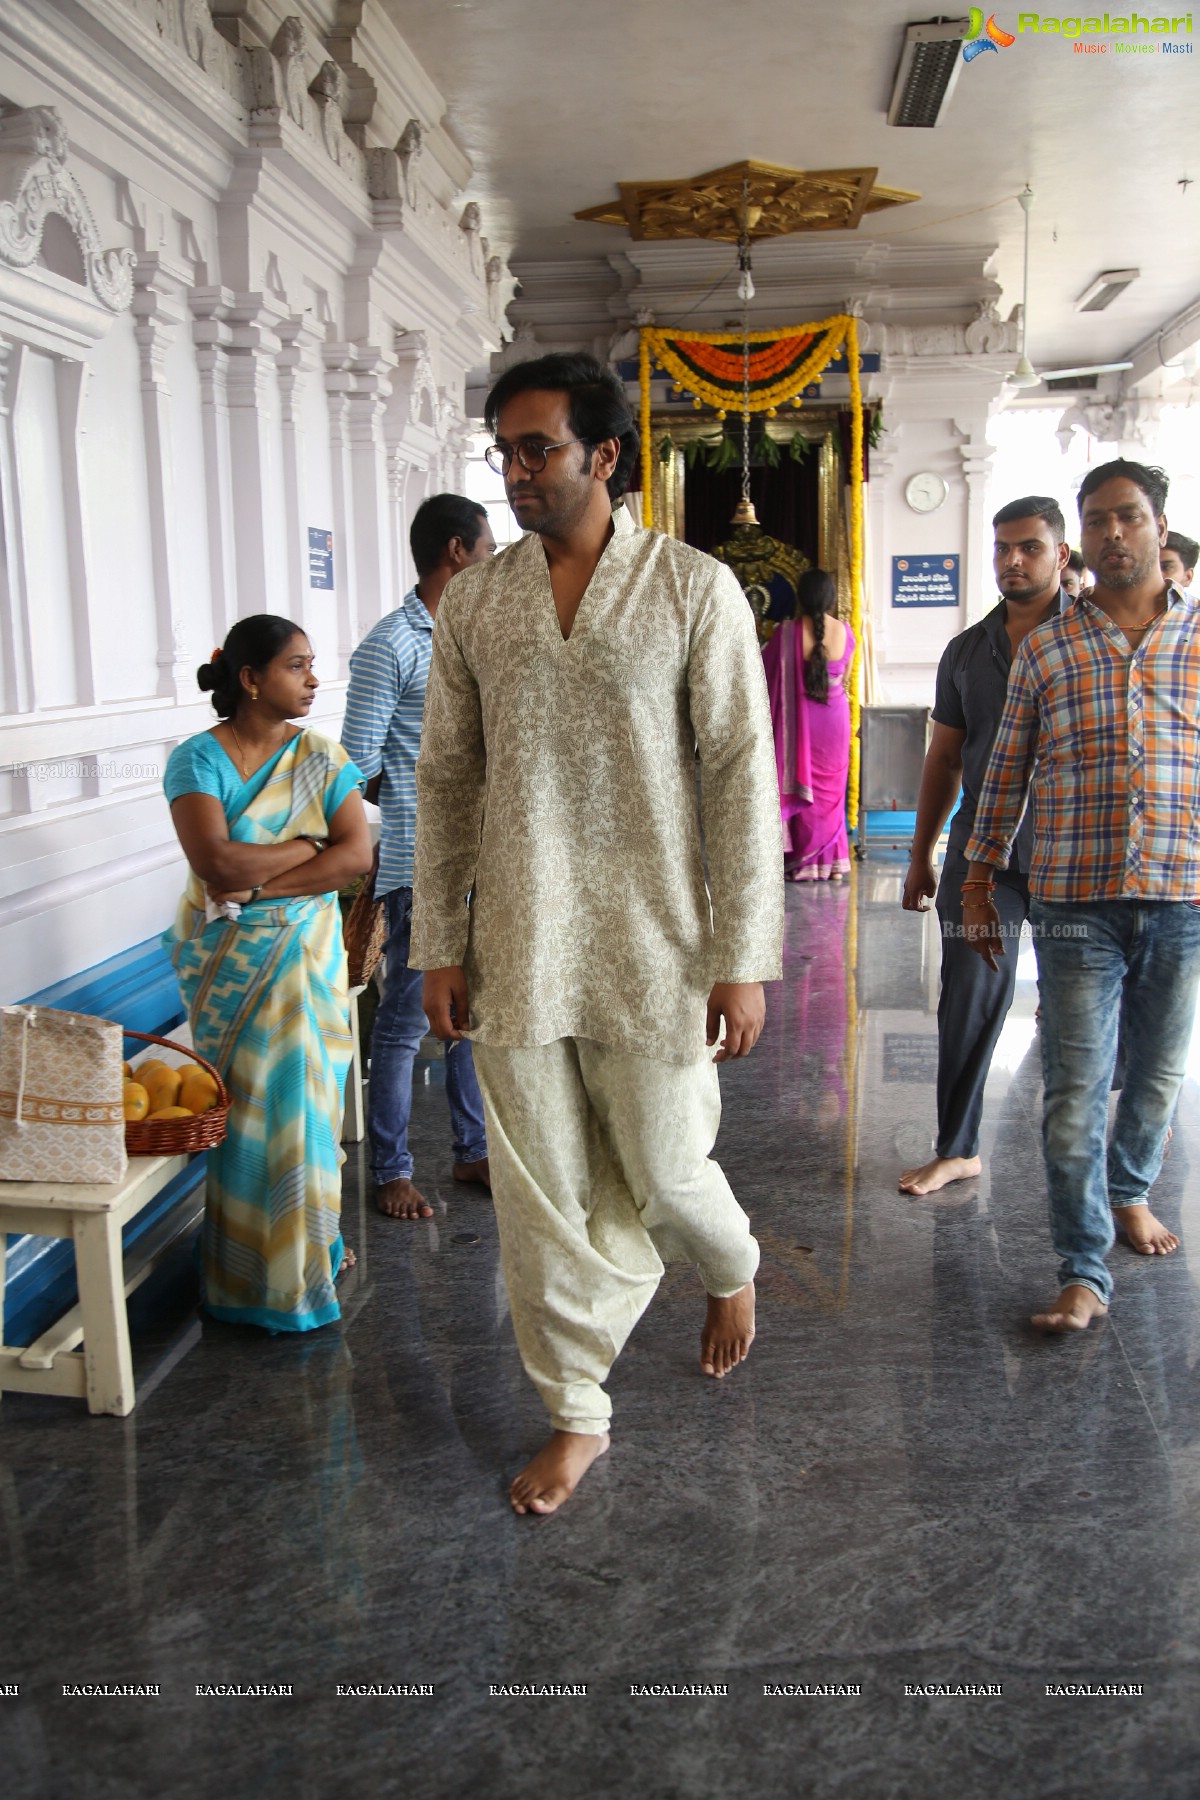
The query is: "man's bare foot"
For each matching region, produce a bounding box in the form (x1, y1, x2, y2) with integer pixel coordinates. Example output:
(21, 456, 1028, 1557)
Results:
(1114, 1204, 1179, 1256)
(375, 1177, 433, 1220)
(452, 1157, 491, 1191)
(510, 1431, 609, 1515)
(700, 1282, 755, 1378)
(1031, 1285, 1109, 1333)
(898, 1154, 982, 1195)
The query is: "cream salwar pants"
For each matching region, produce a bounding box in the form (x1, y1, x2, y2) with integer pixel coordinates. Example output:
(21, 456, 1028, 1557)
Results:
(472, 1037, 760, 1437)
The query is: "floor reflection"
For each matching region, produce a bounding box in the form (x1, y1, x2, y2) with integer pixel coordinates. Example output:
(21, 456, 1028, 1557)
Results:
(3, 854, 1200, 1798)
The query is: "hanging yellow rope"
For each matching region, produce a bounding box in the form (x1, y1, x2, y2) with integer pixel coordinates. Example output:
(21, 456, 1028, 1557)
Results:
(844, 316, 863, 825)
(638, 314, 866, 820)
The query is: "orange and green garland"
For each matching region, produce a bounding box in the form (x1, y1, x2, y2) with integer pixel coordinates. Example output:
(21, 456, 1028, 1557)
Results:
(638, 314, 865, 818)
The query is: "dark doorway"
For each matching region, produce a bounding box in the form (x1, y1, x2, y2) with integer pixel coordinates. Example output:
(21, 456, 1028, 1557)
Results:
(683, 453, 821, 560)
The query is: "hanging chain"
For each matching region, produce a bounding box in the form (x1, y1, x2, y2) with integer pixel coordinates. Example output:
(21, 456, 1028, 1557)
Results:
(739, 178, 752, 507)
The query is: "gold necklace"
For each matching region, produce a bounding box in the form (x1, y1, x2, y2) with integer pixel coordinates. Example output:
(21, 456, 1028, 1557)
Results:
(228, 723, 252, 778)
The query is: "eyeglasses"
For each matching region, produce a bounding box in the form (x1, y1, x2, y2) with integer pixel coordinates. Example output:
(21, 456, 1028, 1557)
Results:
(484, 438, 584, 476)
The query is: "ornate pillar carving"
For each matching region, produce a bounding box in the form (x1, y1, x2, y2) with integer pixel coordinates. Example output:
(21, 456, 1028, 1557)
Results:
(323, 343, 366, 675)
(132, 253, 193, 698)
(0, 342, 33, 716)
(220, 294, 287, 616)
(341, 344, 396, 636)
(276, 315, 323, 627)
(954, 415, 997, 625)
(190, 286, 237, 645)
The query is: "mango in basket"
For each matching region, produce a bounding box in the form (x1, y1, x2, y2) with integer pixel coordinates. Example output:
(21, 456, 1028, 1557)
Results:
(146, 1105, 195, 1121)
(123, 1081, 150, 1121)
(143, 1066, 182, 1111)
(123, 1060, 134, 1079)
(178, 1069, 220, 1115)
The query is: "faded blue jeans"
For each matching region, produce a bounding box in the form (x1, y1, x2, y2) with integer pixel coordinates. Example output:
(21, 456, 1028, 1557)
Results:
(1032, 899, 1200, 1304)
(368, 886, 487, 1185)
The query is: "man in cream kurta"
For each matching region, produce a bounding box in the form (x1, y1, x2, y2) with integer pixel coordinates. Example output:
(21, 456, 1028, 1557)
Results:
(411, 352, 783, 1514)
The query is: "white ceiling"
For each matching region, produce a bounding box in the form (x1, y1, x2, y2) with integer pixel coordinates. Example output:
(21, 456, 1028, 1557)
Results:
(383, 0, 1200, 374)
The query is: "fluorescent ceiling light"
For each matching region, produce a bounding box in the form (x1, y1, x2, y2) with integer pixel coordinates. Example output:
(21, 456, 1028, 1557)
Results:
(1075, 270, 1139, 313)
(887, 19, 969, 127)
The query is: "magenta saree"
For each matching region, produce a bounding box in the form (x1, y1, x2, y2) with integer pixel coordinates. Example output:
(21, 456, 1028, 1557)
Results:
(761, 619, 856, 881)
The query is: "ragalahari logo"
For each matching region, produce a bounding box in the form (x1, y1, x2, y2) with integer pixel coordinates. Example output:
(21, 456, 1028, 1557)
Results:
(963, 8, 1018, 56)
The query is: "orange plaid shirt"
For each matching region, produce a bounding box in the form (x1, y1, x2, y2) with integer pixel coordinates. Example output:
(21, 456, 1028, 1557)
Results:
(964, 587, 1200, 902)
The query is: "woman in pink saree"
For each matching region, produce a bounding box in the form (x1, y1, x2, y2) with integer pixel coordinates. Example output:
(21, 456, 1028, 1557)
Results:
(761, 568, 855, 882)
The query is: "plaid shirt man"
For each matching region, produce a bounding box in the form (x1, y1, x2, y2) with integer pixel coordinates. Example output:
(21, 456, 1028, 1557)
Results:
(965, 583, 1198, 898)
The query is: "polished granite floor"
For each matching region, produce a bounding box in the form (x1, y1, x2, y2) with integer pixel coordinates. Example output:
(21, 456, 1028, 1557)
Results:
(4, 858, 1200, 1799)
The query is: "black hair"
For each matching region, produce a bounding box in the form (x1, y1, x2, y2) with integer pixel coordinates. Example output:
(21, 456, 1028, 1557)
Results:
(484, 351, 640, 503)
(1164, 529, 1198, 574)
(1077, 458, 1169, 519)
(1066, 549, 1087, 575)
(410, 492, 489, 580)
(796, 569, 838, 702)
(196, 614, 306, 720)
(992, 494, 1066, 543)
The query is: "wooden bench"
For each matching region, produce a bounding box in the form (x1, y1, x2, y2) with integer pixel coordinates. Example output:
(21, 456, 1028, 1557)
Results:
(0, 1154, 200, 1416)
(0, 939, 208, 1416)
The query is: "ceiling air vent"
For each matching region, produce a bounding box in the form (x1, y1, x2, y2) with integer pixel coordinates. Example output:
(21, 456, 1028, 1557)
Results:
(888, 19, 970, 127)
(1045, 373, 1100, 393)
(1076, 270, 1139, 312)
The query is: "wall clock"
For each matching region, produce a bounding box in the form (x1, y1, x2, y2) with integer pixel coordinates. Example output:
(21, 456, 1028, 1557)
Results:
(905, 472, 949, 514)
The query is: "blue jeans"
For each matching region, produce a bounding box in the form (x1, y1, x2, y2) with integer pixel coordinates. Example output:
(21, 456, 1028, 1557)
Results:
(1032, 899, 1200, 1304)
(368, 886, 487, 1184)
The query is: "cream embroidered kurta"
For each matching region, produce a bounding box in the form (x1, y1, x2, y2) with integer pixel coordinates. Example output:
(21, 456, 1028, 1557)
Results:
(410, 507, 784, 1065)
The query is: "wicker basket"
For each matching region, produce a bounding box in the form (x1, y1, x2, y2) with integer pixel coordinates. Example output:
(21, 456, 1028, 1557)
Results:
(124, 1029, 230, 1156)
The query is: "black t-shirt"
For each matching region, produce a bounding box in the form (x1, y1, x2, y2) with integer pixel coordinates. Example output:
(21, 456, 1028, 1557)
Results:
(930, 597, 1058, 872)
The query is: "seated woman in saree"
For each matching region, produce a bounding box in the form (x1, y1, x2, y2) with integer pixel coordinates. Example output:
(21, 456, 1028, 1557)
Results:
(163, 614, 372, 1333)
(761, 568, 856, 883)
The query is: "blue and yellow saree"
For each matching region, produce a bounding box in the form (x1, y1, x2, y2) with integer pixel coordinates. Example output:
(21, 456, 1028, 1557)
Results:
(164, 730, 362, 1332)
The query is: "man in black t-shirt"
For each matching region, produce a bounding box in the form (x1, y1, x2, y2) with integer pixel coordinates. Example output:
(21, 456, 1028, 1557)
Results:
(897, 496, 1067, 1195)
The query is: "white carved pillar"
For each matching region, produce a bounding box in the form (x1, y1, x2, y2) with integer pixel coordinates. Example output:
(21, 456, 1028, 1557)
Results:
(191, 286, 237, 646)
(324, 343, 358, 679)
(54, 357, 98, 705)
(866, 432, 898, 670)
(204, 293, 287, 619)
(276, 316, 321, 628)
(132, 253, 192, 697)
(345, 344, 397, 631)
(955, 416, 997, 626)
(0, 343, 33, 715)
(388, 447, 412, 612)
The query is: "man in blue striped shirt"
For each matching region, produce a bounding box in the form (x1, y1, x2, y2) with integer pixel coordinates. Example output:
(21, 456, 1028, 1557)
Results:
(342, 494, 496, 1219)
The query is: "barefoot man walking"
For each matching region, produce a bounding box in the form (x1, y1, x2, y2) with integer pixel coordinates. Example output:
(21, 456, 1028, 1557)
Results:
(411, 352, 783, 1513)
(898, 496, 1066, 1196)
(963, 461, 1200, 1331)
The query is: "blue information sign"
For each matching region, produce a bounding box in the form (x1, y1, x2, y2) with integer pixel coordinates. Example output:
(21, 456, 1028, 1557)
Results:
(308, 527, 334, 590)
(892, 554, 959, 608)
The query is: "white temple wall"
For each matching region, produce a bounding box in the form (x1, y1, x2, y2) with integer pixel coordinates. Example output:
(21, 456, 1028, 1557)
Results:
(868, 375, 999, 705)
(0, 0, 507, 1001)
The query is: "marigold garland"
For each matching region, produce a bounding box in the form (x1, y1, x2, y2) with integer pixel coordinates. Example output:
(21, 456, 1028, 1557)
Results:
(674, 334, 815, 385)
(638, 313, 865, 820)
